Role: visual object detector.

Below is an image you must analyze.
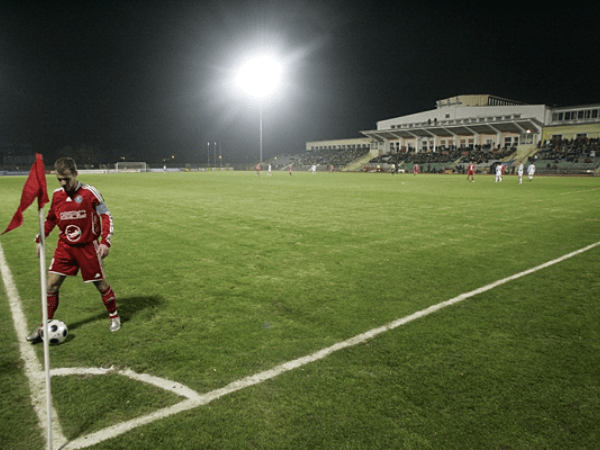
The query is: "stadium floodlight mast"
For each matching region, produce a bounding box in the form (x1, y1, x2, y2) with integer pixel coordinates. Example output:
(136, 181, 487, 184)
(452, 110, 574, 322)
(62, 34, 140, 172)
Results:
(235, 54, 282, 163)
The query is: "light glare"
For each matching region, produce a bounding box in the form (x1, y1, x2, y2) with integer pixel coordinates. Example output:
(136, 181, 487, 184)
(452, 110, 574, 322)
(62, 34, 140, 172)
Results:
(236, 55, 282, 99)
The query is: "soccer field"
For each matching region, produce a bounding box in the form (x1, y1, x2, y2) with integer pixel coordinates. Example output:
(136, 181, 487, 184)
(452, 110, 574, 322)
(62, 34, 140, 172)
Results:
(1, 171, 600, 449)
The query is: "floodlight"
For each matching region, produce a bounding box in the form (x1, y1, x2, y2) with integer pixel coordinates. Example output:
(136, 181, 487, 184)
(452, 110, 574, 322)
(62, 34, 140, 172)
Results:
(236, 55, 282, 99)
(235, 54, 283, 163)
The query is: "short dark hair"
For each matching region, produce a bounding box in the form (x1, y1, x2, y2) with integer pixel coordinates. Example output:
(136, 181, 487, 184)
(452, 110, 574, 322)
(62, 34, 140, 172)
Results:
(55, 157, 77, 174)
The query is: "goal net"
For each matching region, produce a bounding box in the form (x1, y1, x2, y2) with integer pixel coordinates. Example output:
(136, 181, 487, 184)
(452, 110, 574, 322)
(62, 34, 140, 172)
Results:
(115, 162, 147, 173)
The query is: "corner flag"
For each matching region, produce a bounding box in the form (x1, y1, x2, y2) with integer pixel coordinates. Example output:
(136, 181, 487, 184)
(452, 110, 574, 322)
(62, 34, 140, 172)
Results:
(1, 153, 56, 449)
(2, 153, 49, 235)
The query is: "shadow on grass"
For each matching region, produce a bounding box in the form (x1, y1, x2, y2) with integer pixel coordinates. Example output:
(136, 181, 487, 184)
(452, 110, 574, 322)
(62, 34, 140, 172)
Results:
(67, 295, 164, 332)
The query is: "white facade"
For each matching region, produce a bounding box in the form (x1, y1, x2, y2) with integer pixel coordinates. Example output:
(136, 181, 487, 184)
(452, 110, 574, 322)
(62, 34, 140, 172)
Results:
(361, 95, 547, 153)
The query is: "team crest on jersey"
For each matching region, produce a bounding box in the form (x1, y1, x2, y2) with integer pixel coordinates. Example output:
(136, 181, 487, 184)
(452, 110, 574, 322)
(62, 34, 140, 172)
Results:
(74, 195, 83, 203)
(65, 225, 83, 242)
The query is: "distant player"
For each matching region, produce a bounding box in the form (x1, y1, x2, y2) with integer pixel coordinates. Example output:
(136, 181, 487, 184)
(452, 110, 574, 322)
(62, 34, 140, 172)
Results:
(413, 164, 419, 176)
(528, 163, 536, 181)
(517, 163, 524, 184)
(268, 164, 272, 177)
(311, 164, 317, 174)
(495, 163, 504, 182)
(27, 157, 120, 342)
(256, 164, 261, 176)
(466, 162, 475, 182)
(289, 164, 293, 176)
(390, 163, 396, 175)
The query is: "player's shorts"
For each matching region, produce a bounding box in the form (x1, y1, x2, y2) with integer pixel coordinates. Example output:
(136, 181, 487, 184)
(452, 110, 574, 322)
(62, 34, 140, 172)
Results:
(49, 240, 106, 282)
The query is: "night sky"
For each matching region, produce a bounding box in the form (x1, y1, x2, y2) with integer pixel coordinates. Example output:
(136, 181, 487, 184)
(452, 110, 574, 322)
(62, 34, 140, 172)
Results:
(2, 1, 600, 164)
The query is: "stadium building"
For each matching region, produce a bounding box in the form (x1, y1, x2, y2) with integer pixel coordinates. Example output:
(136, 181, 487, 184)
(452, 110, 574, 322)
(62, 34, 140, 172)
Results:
(304, 95, 600, 174)
(361, 94, 600, 154)
(362, 95, 543, 153)
(307, 94, 600, 156)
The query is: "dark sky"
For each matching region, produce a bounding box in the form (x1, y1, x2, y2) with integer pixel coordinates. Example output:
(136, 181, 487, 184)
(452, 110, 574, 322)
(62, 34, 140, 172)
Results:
(2, 1, 600, 164)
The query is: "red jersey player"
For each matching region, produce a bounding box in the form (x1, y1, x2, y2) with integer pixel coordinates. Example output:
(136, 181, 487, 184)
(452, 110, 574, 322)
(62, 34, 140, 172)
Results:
(27, 157, 120, 342)
(413, 164, 419, 176)
(466, 162, 475, 182)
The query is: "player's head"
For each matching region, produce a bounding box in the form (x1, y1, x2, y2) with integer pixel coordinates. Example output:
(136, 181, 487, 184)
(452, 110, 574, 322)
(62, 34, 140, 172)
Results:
(54, 157, 78, 194)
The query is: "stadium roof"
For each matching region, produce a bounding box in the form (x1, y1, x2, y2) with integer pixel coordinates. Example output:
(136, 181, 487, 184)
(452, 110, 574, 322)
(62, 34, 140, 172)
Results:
(361, 118, 544, 142)
(361, 95, 545, 143)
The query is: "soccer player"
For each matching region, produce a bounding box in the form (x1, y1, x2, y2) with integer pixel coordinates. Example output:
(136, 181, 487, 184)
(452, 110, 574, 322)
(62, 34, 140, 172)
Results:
(256, 164, 261, 176)
(528, 162, 536, 181)
(289, 164, 293, 176)
(27, 157, 120, 342)
(495, 163, 504, 182)
(268, 164, 272, 177)
(517, 163, 524, 184)
(413, 164, 419, 176)
(311, 164, 317, 174)
(466, 161, 475, 182)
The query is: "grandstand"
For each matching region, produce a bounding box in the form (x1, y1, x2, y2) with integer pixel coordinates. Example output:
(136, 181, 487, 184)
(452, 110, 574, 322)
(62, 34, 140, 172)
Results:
(305, 94, 600, 175)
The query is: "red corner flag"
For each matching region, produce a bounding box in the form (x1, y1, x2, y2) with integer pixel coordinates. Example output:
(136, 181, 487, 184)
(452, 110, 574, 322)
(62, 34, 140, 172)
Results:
(2, 153, 49, 235)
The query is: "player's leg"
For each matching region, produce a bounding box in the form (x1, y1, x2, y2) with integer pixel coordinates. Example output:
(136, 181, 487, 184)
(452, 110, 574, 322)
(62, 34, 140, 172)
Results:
(79, 242, 121, 332)
(26, 273, 67, 342)
(93, 279, 120, 332)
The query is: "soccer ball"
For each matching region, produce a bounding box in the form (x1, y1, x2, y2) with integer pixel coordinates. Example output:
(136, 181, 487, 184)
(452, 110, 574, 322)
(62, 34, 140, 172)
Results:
(41, 320, 68, 345)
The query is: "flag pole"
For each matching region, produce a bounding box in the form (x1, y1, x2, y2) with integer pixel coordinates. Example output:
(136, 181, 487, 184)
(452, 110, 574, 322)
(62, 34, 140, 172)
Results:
(38, 207, 53, 450)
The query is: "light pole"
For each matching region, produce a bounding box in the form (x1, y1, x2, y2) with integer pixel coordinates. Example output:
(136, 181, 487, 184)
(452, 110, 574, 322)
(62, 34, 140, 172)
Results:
(214, 142, 217, 168)
(207, 142, 210, 167)
(259, 106, 263, 163)
(235, 55, 282, 164)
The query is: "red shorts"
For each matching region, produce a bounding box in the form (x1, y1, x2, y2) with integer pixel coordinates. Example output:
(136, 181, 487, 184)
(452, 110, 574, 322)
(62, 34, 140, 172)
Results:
(49, 240, 106, 282)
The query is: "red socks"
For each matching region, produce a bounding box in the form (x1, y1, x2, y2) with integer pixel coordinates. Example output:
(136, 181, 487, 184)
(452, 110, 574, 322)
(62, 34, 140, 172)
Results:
(43, 286, 118, 322)
(47, 291, 59, 319)
(100, 286, 118, 317)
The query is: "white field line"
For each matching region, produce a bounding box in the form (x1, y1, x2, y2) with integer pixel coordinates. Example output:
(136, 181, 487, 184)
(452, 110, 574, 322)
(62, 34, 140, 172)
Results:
(0, 242, 68, 449)
(558, 187, 600, 195)
(2, 240, 599, 449)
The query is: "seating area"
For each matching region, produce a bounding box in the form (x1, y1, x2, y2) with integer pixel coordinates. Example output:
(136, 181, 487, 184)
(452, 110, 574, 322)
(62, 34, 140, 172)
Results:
(364, 138, 600, 175)
(367, 145, 517, 173)
(292, 147, 370, 169)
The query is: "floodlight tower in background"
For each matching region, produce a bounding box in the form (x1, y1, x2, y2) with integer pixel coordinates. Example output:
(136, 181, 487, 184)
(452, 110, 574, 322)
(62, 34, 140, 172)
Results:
(235, 54, 282, 163)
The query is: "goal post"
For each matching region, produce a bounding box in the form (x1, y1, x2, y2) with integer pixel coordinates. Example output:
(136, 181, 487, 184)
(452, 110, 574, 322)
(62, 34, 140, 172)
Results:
(115, 162, 147, 173)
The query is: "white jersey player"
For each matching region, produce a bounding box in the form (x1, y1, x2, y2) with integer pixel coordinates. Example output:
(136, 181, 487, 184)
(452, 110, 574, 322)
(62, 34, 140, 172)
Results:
(517, 163, 524, 184)
(528, 163, 536, 181)
(495, 164, 504, 182)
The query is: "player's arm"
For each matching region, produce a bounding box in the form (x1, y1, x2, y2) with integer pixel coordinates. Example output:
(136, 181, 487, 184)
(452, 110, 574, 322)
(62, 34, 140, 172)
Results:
(95, 201, 113, 258)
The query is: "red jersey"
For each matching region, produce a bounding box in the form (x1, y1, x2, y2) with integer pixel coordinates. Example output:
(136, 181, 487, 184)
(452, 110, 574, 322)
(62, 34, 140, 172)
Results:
(43, 182, 113, 247)
(468, 164, 475, 173)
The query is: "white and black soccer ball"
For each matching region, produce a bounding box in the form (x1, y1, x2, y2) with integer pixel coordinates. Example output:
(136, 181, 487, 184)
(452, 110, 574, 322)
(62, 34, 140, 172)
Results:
(41, 320, 68, 345)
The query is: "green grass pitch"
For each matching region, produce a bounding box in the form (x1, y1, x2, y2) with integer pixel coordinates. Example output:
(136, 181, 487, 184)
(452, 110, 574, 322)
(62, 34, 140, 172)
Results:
(1, 171, 599, 449)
